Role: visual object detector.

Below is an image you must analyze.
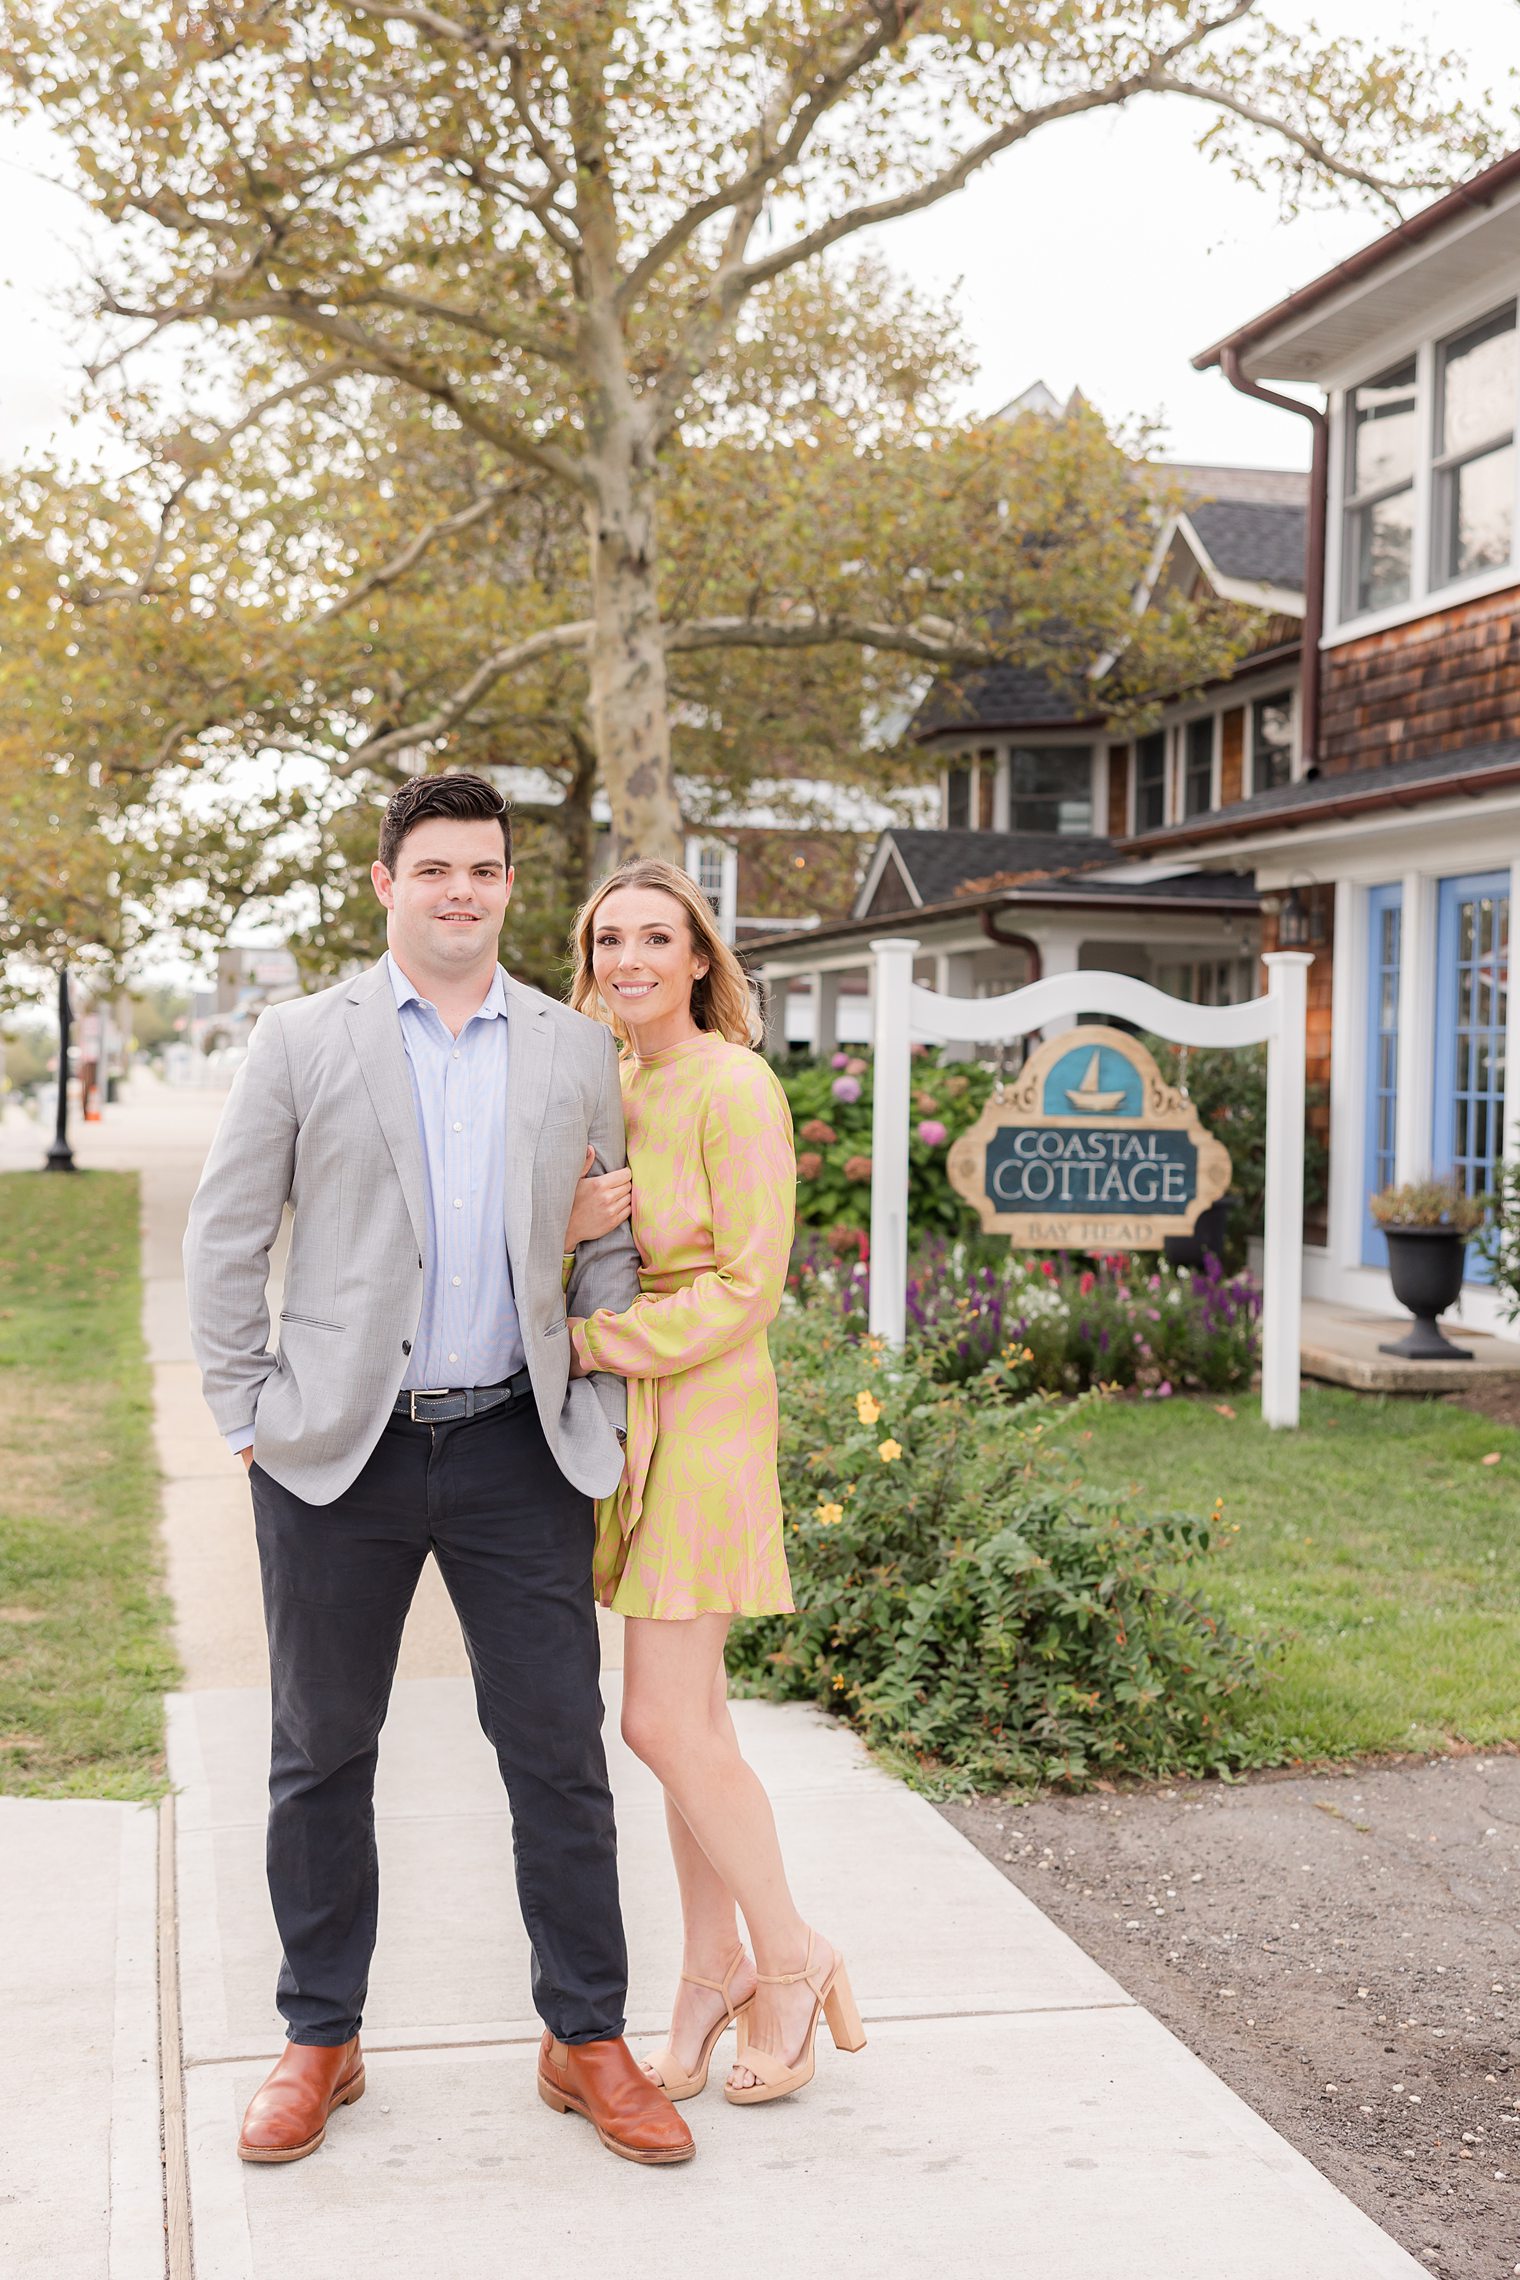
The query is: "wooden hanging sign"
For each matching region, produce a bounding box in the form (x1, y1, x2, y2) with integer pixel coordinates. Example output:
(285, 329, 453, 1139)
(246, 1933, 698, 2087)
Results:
(946, 1025, 1231, 1249)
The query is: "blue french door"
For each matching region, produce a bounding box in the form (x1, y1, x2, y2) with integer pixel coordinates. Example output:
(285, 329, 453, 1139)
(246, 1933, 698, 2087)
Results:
(1434, 870, 1511, 1279)
(1362, 884, 1402, 1267)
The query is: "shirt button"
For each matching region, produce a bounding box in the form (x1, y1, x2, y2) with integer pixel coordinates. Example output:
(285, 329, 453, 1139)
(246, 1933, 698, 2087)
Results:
(452, 1120, 463, 1132)
(452, 1274, 462, 1287)
(448, 1352, 458, 1365)
(451, 1050, 460, 1060)
(453, 1198, 463, 1210)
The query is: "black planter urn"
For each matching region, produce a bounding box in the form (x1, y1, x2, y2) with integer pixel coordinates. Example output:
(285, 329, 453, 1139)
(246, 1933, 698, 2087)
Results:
(1379, 1226, 1473, 1361)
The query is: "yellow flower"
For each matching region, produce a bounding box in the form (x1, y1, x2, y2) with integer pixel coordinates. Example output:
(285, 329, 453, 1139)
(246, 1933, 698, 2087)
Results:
(855, 1389, 881, 1426)
(831, 1674, 847, 1691)
(817, 1502, 844, 1527)
(877, 1438, 903, 1463)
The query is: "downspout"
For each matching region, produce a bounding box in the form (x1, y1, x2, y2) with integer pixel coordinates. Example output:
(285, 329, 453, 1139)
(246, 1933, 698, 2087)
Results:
(1219, 346, 1328, 771)
(979, 908, 1042, 977)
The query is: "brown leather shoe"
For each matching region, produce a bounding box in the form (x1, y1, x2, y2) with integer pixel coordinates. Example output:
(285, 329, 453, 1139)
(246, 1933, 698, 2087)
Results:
(537, 2031, 695, 2165)
(237, 2037, 366, 2164)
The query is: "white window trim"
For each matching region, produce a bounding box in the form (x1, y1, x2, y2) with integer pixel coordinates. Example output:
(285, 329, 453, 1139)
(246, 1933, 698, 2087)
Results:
(683, 835, 739, 944)
(1327, 289, 1520, 643)
(1243, 684, 1299, 795)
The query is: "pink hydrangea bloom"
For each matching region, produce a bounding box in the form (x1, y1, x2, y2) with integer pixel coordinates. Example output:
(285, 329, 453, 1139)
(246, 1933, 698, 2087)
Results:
(832, 1076, 862, 1104)
(916, 1119, 948, 1147)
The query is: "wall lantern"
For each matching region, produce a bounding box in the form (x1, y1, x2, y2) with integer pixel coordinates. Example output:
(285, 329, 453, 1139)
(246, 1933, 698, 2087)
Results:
(1275, 880, 1325, 949)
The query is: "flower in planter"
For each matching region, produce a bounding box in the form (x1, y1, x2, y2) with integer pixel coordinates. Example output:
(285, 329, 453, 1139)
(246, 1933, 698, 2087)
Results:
(832, 1076, 862, 1104)
(1369, 1175, 1483, 1233)
(843, 1153, 873, 1180)
(877, 1437, 903, 1462)
(855, 1388, 881, 1425)
(942, 1074, 970, 1096)
(844, 1056, 868, 1075)
(830, 1052, 850, 1069)
(916, 1119, 948, 1147)
(816, 1502, 844, 1526)
(913, 1088, 939, 1112)
(800, 1118, 837, 1143)
(796, 1151, 823, 1179)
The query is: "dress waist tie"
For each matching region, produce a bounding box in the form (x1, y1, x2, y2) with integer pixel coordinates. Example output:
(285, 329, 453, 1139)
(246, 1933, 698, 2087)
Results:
(605, 1261, 709, 1539)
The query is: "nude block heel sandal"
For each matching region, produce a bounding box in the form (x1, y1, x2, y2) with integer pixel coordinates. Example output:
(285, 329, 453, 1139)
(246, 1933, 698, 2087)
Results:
(643, 1947, 755, 2102)
(724, 1931, 866, 2106)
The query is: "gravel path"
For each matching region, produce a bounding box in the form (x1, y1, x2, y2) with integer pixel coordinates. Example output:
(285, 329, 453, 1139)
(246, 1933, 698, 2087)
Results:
(943, 1753, 1520, 2280)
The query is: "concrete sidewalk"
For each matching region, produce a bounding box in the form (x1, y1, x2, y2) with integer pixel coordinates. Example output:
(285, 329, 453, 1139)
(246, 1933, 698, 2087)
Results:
(169, 1677, 1426, 2280)
(7, 1073, 1430, 2276)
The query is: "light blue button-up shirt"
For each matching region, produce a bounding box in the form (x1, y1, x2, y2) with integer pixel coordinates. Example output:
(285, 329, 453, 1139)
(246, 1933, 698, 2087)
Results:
(388, 953, 524, 1392)
(226, 955, 525, 1455)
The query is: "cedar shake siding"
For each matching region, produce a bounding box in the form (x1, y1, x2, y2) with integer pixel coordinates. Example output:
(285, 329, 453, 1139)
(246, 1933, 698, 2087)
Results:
(1106, 743, 1130, 833)
(1219, 707, 1245, 804)
(1320, 587, 1520, 772)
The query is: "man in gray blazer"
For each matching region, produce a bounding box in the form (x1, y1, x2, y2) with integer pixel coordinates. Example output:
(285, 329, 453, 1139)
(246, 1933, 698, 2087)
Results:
(184, 772, 693, 2169)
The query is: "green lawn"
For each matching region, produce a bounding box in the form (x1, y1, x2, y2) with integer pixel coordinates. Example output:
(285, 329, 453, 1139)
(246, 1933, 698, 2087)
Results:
(0, 1170, 177, 1798)
(1071, 1383, 1520, 1766)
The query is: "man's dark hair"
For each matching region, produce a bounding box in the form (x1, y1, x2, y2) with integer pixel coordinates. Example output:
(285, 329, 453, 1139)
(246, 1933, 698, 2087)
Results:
(377, 772, 512, 876)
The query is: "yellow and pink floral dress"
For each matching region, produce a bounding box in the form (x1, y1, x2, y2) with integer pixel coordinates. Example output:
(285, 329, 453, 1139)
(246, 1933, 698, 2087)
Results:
(568, 1031, 796, 1619)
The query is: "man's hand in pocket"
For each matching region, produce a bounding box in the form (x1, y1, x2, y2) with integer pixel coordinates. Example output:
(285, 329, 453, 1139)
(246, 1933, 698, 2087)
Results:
(240, 1449, 254, 1472)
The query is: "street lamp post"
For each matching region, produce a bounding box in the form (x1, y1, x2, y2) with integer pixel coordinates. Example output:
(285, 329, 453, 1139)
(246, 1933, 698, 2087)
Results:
(45, 968, 76, 1173)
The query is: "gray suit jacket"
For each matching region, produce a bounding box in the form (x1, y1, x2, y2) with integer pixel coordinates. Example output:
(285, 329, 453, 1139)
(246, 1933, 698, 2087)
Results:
(183, 958, 639, 1506)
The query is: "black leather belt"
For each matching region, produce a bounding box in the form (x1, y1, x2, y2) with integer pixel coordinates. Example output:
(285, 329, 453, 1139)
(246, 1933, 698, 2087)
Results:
(393, 1367, 533, 1424)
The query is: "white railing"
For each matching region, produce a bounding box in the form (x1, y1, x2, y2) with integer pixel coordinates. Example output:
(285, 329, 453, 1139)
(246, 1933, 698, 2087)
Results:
(867, 941, 1312, 1429)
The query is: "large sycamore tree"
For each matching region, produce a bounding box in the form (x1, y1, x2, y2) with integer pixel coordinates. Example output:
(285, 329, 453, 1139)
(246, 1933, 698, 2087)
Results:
(3, 0, 1506, 857)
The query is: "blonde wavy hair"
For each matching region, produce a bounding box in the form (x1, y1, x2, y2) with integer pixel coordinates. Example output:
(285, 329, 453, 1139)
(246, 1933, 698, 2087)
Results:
(569, 859, 761, 1049)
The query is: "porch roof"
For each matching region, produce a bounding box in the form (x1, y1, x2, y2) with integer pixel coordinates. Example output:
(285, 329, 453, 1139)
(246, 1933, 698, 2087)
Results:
(743, 865, 1260, 964)
(862, 827, 1114, 911)
(1123, 737, 1520, 858)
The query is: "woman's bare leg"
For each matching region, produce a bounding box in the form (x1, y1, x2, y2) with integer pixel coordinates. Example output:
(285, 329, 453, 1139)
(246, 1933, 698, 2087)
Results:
(621, 1613, 834, 2091)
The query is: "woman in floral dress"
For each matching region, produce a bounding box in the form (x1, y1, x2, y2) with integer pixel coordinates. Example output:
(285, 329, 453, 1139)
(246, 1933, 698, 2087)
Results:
(564, 859, 865, 2107)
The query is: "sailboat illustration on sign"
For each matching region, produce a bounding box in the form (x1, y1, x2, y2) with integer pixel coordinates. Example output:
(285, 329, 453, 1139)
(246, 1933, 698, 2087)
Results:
(1064, 1050, 1128, 1114)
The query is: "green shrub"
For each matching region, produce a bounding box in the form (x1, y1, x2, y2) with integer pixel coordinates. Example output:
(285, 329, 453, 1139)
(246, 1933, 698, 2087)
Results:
(1146, 1038, 1328, 1261)
(777, 1052, 994, 1236)
(733, 1307, 1270, 1791)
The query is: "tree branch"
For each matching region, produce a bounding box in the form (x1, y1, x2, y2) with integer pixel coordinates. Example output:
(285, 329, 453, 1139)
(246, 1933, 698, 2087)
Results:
(664, 611, 998, 667)
(308, 478, 534, 626)
(341, 618, 594, 767)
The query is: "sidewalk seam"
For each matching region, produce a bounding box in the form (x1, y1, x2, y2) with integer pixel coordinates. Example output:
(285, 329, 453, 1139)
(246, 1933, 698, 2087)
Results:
(158, 1796, 193, 2280)
(183, 1999, 1142, 2071)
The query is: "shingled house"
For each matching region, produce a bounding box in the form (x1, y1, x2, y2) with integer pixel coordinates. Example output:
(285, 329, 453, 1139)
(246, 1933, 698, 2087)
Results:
(750, 458, 1299, 1050)
(756, 152, 1520, 1332)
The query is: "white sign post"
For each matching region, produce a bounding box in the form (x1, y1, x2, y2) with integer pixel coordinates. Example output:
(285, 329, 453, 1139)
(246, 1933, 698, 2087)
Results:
(867, 939, 1312, 1429)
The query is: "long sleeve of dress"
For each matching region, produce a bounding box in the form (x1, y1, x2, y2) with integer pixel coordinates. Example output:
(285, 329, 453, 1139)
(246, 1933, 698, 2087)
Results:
(570, 1055, 793, 1382)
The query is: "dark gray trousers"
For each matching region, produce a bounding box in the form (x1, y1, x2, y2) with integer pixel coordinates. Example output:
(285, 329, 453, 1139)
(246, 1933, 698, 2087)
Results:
(249, 1400, 627, 2047)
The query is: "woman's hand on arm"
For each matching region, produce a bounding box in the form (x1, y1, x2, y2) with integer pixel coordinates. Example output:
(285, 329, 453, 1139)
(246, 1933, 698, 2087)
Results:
(563, 1144, 633, 1250)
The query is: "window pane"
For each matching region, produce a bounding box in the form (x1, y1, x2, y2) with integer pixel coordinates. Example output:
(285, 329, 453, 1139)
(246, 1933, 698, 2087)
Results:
(1006, 746, 1093, 835)
(1439, 441, 1515, 583)
(1251, 695, 1293, 794)
(1134, 732, 1166, 832)
(1439, 307, 1517, 457)
(1350, 359, 1417, 494)
(976, 764, 996, 831)
(1351, 487, 1414, 613)
(1184, 717, 1213, 815)
(947, 765, 970, 828)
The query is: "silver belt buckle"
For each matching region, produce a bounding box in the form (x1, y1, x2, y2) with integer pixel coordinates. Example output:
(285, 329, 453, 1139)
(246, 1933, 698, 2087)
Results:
(409, 1387, 449, 1422)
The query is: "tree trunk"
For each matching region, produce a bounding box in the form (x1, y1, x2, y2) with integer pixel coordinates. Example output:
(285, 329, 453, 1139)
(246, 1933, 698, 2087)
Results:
(585, 471, 683, 865)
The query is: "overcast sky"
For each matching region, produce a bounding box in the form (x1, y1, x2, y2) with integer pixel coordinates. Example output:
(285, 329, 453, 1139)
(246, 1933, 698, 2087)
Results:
(0, 1, 1515, 477)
